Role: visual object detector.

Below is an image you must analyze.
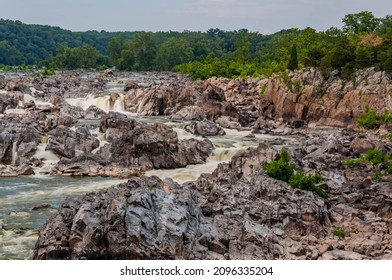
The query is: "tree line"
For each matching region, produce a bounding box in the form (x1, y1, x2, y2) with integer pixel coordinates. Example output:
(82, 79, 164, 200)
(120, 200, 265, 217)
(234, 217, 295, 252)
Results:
(0, 12, 391, 79)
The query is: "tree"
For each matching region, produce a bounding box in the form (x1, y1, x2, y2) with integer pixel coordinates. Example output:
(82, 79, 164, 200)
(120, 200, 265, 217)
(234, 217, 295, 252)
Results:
(130, 32, 157, 70)
(107, 36, 126, 67)
(234, 30, 251, 62)
(155, 38, 193, 70)
(343, 11, 381, 34)
(355, 45, 373, 68)
(287, 44, 298, 70)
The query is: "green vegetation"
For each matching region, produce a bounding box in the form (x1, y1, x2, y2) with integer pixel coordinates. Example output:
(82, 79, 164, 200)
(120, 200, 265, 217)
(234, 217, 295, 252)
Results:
(0, 12, 391, 76)
(263, 148, 327, 198)
(207, 184, 214, 193)
(289, 172, 327, 198)
(357, 107, 392, 129)
(264, 148, 295, 183)
(343, 149, 392, 180)
(372, 171, 383, 181)
(332, 227, 346, 238)
(343, 149, 392, 167)
(259, 84, 267, 96)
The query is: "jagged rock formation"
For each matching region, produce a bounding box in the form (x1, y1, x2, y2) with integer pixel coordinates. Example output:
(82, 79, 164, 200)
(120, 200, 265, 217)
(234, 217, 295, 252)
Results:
(33, 143, 332, 260)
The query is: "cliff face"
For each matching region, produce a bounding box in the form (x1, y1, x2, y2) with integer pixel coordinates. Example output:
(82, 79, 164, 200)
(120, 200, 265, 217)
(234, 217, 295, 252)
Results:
(258, 68, 392, 127)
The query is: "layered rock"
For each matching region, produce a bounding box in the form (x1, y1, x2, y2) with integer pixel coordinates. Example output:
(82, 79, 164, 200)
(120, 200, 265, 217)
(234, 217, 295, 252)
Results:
(33, 144, 331, 260)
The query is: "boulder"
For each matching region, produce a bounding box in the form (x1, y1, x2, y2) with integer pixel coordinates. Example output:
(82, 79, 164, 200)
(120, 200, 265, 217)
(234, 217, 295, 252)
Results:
(85, 105, 107, 120)
(46, 125, 99, 159)
(185, 120, 226, 136)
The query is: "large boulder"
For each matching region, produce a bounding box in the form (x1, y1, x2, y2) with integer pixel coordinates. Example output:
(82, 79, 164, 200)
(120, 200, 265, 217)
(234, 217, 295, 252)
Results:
(46, 125, 99, 159)
(184, 120, 226, 136)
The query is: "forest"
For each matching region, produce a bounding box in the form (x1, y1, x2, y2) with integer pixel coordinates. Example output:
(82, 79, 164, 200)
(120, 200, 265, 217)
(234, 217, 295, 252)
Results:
(0, 11, 391, 79)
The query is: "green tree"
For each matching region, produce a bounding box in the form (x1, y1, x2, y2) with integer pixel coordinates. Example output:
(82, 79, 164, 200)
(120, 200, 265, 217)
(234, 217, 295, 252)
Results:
(287, 44, 298, 70)
(343, 11, 381, 34)
(355, 45, 373, 68)
(130, 32, 157, 70)
(107, 36, 126, 67)
(0, 40, 26, 65)
(155, 37, 193, 70)
(234, 30, 251, 62)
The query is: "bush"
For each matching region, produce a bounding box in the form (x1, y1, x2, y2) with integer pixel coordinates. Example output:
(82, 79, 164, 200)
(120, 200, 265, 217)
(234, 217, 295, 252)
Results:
(263, 148, 295, 183)
(364, 149, 385, 165)
(289, 172, 327, 198)
(357, 107, 392, 129)
(372, 171, 383, 181)
(386, 164, 392, 175)
(264, 148, 327, 198)
(342, 158, 361, 167)
(332, 227, 346, 238)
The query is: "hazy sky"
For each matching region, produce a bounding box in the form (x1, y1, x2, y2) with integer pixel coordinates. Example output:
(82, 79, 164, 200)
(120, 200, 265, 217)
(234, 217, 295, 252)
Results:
(0, 0, 391, 34)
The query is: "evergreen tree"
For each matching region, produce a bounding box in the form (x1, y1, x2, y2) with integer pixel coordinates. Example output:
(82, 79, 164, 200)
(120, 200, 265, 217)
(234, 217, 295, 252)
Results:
(287, 44, 298, 70)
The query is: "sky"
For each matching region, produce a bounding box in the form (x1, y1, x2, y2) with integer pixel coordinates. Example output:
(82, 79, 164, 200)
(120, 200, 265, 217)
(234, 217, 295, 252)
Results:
(0, 0, 391, 34)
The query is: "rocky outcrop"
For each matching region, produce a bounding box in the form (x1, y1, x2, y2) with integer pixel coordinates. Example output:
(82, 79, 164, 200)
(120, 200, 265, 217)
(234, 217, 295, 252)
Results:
(99, 112, 213, 169)
(185, 120, 225, 136)
(33, 144, 331, 260)
(34, 126, 392, 260)
(46, 126, 99, 159)
(51, 112, 213, 177)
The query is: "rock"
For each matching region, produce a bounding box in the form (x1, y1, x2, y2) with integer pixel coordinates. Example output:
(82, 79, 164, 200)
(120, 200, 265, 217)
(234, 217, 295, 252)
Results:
(34, 143, 331, 260)
(184, 120, 226, 136)
(46, 125, 99, 159)
(0, 132, 13, 164)
(350, 137, 378, 155)
(84, 105, 107, 120)
(171, 106, 206, 121)
(124, 80, 139, 91)
(32, 204, 53, 211)
(320, 249, 366, 260)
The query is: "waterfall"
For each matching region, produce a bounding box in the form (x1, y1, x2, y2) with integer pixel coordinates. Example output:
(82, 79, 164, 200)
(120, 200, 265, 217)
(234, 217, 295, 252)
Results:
(11, 142, 18, 165)
(66, 94, 126, 113)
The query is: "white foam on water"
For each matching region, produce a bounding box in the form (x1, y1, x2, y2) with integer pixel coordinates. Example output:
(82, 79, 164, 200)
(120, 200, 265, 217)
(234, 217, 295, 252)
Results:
(66, 94, 130, 114)
(11, 141, 17, 166)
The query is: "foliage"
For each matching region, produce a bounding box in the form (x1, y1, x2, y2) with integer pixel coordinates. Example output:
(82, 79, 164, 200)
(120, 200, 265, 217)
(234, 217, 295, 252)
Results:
(289, 172, 327, 198)
(287, 44, 298, 70)
(36, 68, 55, 76)
(263, 148, 327, 198)
(52, 44, 102, 69)
(386, 164, 392, 175)
(357, 108, 392, 129)
(263, 148, 295, 183)
(0, 12, 391, 76)
(372, 171, 383, 181)
(259, 84, 267, 96)
(332, 227, 346, 238)
(364, 149, 385, 165)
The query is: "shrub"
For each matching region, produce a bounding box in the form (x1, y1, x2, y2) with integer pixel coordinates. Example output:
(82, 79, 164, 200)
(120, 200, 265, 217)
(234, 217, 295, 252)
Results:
(263, 148, 295, 183)
(332, 227, 346, 238)
(342, 158, 361, 167)
(357, 107, 392, 129)
(264, 148, 327, 198)
(386, 164, 392, 175)
(364, 149, 385, 165)
(372, 171, 383, 181)
(289, 172, 327, 198)
(259, 84, 267, 96)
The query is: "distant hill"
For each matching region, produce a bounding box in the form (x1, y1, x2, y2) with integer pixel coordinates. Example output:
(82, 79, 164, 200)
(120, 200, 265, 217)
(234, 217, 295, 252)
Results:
(0, 19, 136, 65)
